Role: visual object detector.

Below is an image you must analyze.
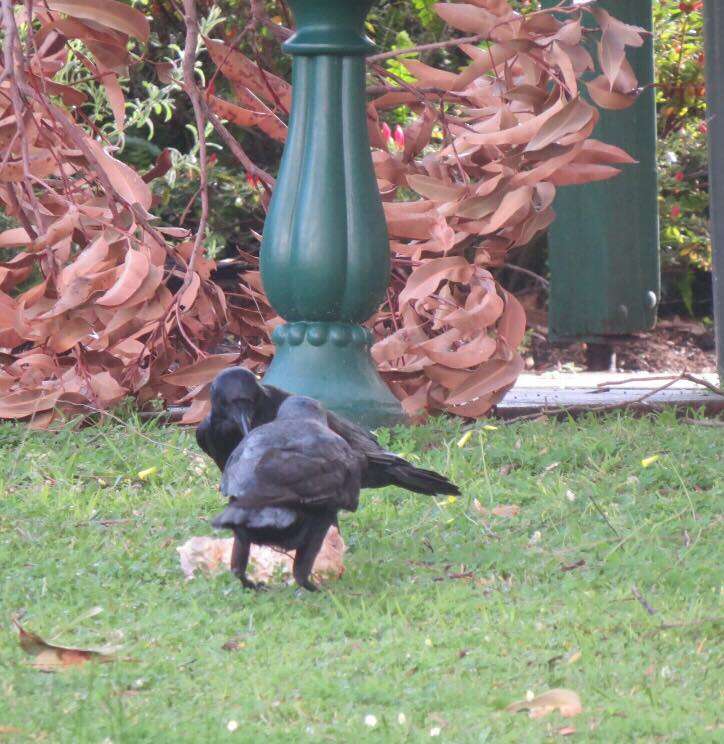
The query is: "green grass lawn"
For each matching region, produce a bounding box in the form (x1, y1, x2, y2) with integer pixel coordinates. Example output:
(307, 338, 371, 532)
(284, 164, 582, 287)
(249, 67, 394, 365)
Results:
(0, 412, 721, 742)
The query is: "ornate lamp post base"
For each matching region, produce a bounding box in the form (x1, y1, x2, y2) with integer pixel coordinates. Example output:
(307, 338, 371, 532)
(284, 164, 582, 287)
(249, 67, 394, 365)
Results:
(264, 322, 403, 428)
(259, 0, 405, 428)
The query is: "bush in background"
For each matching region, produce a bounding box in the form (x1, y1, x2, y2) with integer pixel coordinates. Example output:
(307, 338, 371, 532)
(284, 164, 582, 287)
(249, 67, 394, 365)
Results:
(655, 0, 710, 316)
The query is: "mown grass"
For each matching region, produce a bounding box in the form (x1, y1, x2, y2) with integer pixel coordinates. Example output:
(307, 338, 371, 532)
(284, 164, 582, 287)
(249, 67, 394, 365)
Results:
(0, 411, 721, 742)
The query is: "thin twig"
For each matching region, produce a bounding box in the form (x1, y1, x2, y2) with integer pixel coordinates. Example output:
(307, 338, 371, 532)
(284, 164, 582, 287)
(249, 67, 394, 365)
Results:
(631, 584, 657, 616)
(501, 263, 550, 289)
(176, 0, 212, 357)
(681, 373, 724, 397)
(598, 373, 723, 397)
(368, 33, 486, 63)
(367, 0, 575, 64)
(366, 84, 451, 98)
(182, 0, 209, 281)
(586, 491, 620, 538)
(1, 0, 43, 228)
(246, 0, 291, 41)
(657, 616, 722, 631)
(682, 418, 724, 427)
(200, 99, 275, 188)
(498, 372, 724, 423)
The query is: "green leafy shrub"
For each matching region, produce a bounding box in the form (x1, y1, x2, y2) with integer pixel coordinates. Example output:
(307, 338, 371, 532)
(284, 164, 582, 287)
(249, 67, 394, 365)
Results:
(654, 0, 710, 314)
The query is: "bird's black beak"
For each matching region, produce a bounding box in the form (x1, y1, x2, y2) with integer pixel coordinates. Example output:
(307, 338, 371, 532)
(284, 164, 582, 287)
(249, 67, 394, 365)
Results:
(232, 407, 252, 437)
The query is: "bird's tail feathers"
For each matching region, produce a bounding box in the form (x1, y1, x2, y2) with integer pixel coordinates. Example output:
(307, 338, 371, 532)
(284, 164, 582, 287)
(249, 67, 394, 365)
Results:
(391, 464, 460, 496)
(212, 504, 248, 529)
(369, 452, 460, 495)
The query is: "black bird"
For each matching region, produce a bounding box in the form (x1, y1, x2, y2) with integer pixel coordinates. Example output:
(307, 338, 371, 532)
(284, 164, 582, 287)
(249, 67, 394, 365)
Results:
(212, 396, 363, 591)
(197, 367, 460, 496)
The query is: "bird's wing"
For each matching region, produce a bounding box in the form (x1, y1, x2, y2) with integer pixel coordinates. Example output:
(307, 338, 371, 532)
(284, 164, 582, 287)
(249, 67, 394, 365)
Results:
(262, 384, 379, 453)
(195, 415, 212, 458)
(326, 410, 381, 451)
(223, 424, 359, 512)
(196, 415, 239, 471)
(257, 384, 290, 424)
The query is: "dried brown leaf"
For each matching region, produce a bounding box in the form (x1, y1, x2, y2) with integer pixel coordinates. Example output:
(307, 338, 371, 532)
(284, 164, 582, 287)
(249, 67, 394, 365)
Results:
(162, 354, 239, 388)
(446, 354, 524, 405)
(506, 689, 583, 719)
(45, 0, 150, 41)
(435, 3, 498, 36)
(586, 75, 638, 110)
(0, 389, 61, 419)
(406, 175, 465, 203)
(399, 257, 475, 308)
(85, 138, 153, 209)
(207, 95, 273, 129)
(96, 250, 150, 307)
(13, 618, 120, 672)
(403, 60, 458, 89)
(525, 98, 594, 152)
(206, 38, 292, 111)
(549, 163, 622, 186)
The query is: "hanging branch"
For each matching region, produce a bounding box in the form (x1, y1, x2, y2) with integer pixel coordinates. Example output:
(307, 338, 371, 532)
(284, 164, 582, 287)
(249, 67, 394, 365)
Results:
(181, 0, 209, 280)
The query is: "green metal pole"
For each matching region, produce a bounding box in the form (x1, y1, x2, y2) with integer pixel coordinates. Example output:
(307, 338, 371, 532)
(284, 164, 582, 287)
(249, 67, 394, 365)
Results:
(260, 0, 404, 427)
(543, 0, 660, 348)
(704, 0, 724, 376)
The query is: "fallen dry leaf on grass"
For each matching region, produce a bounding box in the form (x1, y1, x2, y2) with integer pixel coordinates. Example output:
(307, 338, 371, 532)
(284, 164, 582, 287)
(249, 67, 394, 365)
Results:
(13, 619, 119, 673)
(506, 689, 583, 719)
(491, 504, 521, 518)
(473, 500, 520, 518)
(177, 526, 346, 584)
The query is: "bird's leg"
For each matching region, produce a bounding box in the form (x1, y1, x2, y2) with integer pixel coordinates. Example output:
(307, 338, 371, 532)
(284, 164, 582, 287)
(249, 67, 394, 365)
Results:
(292, 522, 331, 592)
(230, 533, 260, 590)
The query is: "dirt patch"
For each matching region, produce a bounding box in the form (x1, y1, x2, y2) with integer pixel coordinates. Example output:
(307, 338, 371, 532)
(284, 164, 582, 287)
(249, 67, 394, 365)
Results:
(526, 321, 716, 374)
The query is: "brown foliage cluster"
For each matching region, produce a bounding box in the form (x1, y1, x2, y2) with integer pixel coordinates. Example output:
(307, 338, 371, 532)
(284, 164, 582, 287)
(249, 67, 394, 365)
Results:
(0, 0, 646, 425)
(368, 1, 645, 416)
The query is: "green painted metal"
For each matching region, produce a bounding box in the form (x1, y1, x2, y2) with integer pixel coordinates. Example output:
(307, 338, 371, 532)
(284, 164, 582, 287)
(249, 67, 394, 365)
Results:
(260, 0, 404, 427)
(704, 1, 724, 376)
(543, 0, 660, 344)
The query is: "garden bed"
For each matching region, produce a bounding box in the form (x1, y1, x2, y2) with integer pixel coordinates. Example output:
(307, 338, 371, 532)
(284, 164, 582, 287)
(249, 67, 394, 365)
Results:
(528, 322, 716, 374)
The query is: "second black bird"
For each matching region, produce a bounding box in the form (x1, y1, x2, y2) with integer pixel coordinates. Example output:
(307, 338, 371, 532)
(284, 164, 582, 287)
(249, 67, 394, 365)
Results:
(212, 396, 364, 591)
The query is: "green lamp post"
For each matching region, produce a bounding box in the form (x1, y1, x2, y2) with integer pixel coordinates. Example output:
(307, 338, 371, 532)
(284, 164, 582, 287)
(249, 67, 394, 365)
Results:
(260, 0, 404, 428)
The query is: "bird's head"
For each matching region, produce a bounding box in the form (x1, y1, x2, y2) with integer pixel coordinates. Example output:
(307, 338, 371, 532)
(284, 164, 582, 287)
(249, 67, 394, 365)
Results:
(209, 367, 263, 435)
(277, 395, 327, 423)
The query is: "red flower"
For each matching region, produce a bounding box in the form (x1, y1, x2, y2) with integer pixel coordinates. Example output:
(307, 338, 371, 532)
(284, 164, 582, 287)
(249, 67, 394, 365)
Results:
(380, 121, 392, 144)
(675, 171, 685, 182)
(699, 121, 708, 134)
(670, 204, 681, 219)
(246, 172, 260, 189)
(394, 125, 405, 149)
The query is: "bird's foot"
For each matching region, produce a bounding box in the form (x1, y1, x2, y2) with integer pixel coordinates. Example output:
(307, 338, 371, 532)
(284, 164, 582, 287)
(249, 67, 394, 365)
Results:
(295, 578, 320, 593)
(236, 574, 265, 591)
